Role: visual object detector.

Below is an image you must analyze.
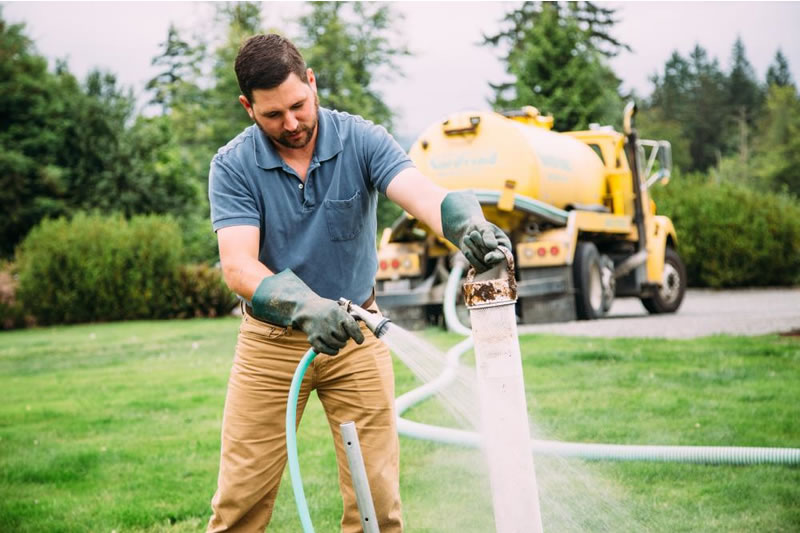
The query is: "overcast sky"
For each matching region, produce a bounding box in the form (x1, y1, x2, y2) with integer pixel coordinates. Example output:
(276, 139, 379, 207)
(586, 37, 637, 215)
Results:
(3, 1, 799, 139)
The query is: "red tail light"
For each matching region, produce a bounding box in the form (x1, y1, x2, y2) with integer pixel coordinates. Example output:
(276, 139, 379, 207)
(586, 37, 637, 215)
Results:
(391, 259, 400, 269)
(380, 260, 388, 270)
(550, 245, 559, 256)
(537, 247, 547, 257)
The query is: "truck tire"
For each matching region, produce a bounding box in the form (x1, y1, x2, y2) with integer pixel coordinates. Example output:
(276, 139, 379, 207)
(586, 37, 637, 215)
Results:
(573, 242, 605, 320)
(641, 247, 686, 314)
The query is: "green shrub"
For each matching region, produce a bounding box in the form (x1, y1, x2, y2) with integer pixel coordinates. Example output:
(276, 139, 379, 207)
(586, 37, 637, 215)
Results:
(0, 261, 29, 329)
(179, 213, 220, 265)
(653, 178, 800, 288)
(16, 213, 184, 324)
(173, 264, 238, 318)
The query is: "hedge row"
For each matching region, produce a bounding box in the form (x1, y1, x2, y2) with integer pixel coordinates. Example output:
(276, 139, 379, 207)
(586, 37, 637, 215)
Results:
(6, 213, 236, 327)
(653, 179, 800, 288)
(3, 181, 797, 327)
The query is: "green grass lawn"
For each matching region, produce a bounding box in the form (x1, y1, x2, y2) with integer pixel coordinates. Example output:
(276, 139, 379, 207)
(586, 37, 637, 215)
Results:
(1, 318, 798, 532)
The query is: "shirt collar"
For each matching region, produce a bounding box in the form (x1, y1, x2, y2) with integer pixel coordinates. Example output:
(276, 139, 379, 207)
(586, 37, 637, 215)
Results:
(254, 107, 343, 170)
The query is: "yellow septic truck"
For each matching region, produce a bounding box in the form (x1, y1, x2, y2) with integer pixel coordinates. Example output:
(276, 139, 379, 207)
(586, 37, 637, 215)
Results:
(375, 103, 687, 327)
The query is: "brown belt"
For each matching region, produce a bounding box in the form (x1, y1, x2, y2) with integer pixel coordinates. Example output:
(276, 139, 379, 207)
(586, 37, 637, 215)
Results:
(361, 287, 376, 309)
(245, 287, 375, 319)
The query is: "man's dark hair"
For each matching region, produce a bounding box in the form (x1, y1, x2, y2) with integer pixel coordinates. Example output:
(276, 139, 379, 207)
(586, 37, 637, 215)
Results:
(234, 34, 308, 103)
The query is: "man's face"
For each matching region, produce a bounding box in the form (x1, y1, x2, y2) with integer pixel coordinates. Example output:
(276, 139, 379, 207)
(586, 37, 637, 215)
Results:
(240, 70, 319, 150)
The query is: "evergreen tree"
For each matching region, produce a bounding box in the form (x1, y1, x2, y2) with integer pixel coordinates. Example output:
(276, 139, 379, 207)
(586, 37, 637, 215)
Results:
(297, 2, 409, 132)
(144, 2, 262, 204)
(752, 84, 800, 196)
(54, 68, 198, 218)
(484, 2, 629, 58)
(207, 2, 264, 149)
(725, 37, 764, 164)
(648, 52, 691, 119)
(727, 38, 763, 113)
(483, 2, 626, 131)
(0, 10, 198, 256)
(63, 70, 133, 210)
(142, 2, 410, 231)
(296, 2, 410, 228)
(0, 14, 77, 255)
(766, 49, 794, 88)
(146, 24, 201, 114)
(687, 45, 732, 171)
(649, 45, 731, 171)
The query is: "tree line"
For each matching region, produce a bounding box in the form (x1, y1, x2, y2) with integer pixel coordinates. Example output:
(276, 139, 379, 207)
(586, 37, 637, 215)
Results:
(484, 3, 798, 186)
(1, 2, 407, 259)
(2, 2, 798, 261)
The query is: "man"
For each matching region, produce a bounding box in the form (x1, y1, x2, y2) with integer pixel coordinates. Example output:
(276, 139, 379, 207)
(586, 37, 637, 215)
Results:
(207, 33, 511, 532)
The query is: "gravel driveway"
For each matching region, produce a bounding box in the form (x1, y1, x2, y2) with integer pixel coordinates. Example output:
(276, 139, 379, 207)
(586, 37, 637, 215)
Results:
(517, 288, 800, 338)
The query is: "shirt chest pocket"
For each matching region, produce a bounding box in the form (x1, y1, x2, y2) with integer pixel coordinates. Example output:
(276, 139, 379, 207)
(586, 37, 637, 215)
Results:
(323, 190, 363, 241)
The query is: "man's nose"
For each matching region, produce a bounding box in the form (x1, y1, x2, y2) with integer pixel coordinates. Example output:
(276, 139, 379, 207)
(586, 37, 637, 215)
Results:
(284, 113, 299, 132)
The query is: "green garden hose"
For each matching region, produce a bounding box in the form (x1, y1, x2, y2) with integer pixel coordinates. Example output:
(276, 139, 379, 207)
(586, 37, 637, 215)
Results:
(286, 347, 318, 533)
(285, 299, 390, 533)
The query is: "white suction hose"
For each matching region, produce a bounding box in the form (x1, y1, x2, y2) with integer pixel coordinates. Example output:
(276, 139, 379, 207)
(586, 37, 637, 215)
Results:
(442, 255, 472, 336)
(394, 260, 800, 466)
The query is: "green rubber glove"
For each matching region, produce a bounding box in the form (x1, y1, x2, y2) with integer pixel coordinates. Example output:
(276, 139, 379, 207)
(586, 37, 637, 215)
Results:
(441, 190, 512, 273)
(251, 269, 364, 355)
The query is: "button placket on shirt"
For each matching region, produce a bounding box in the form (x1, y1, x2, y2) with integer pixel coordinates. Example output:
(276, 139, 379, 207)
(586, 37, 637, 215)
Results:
(280, 163, 311, 211)
(301, 158, 320, 211)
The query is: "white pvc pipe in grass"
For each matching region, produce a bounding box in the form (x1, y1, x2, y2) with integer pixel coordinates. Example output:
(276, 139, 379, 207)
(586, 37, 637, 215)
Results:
(464, 258, 544, 533)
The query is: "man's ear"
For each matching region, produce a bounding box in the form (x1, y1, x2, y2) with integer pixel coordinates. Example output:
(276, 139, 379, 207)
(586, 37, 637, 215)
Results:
(239, 95, 254, 119)
(306, 68, 317, 93)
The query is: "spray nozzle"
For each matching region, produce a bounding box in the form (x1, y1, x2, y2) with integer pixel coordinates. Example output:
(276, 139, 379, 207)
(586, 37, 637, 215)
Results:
(338, 298, 392, 338)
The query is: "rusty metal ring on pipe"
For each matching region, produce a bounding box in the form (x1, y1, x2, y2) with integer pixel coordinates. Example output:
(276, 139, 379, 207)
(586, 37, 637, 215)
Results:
(463, 246, 518, 309)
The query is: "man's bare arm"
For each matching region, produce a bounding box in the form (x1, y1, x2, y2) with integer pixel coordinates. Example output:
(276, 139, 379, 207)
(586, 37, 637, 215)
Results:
(385, 167, 447, 236)
(386, 166, 511, 272)
(217, 225, 273, 301)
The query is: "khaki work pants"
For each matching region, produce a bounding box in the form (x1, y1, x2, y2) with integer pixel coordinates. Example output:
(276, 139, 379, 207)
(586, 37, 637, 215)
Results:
(207, 306, 403, 532)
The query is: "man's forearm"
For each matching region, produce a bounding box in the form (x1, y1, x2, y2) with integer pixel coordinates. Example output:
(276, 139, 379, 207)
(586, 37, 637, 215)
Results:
(221, 255, 273, 301)
(385, 167, 447, 237)
(415, 189, 447, 237)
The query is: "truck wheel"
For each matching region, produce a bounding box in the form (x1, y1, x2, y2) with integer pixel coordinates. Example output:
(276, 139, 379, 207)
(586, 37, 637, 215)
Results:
(641, 247, 686, 314)
(573, 242, 605, 320)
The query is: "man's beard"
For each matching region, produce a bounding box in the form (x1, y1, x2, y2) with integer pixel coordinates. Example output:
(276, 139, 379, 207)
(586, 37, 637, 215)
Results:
(258, 95, 320, 149)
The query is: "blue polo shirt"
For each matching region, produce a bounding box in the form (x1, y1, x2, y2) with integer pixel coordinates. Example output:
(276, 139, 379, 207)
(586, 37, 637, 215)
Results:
(209, 107, 413, 305)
